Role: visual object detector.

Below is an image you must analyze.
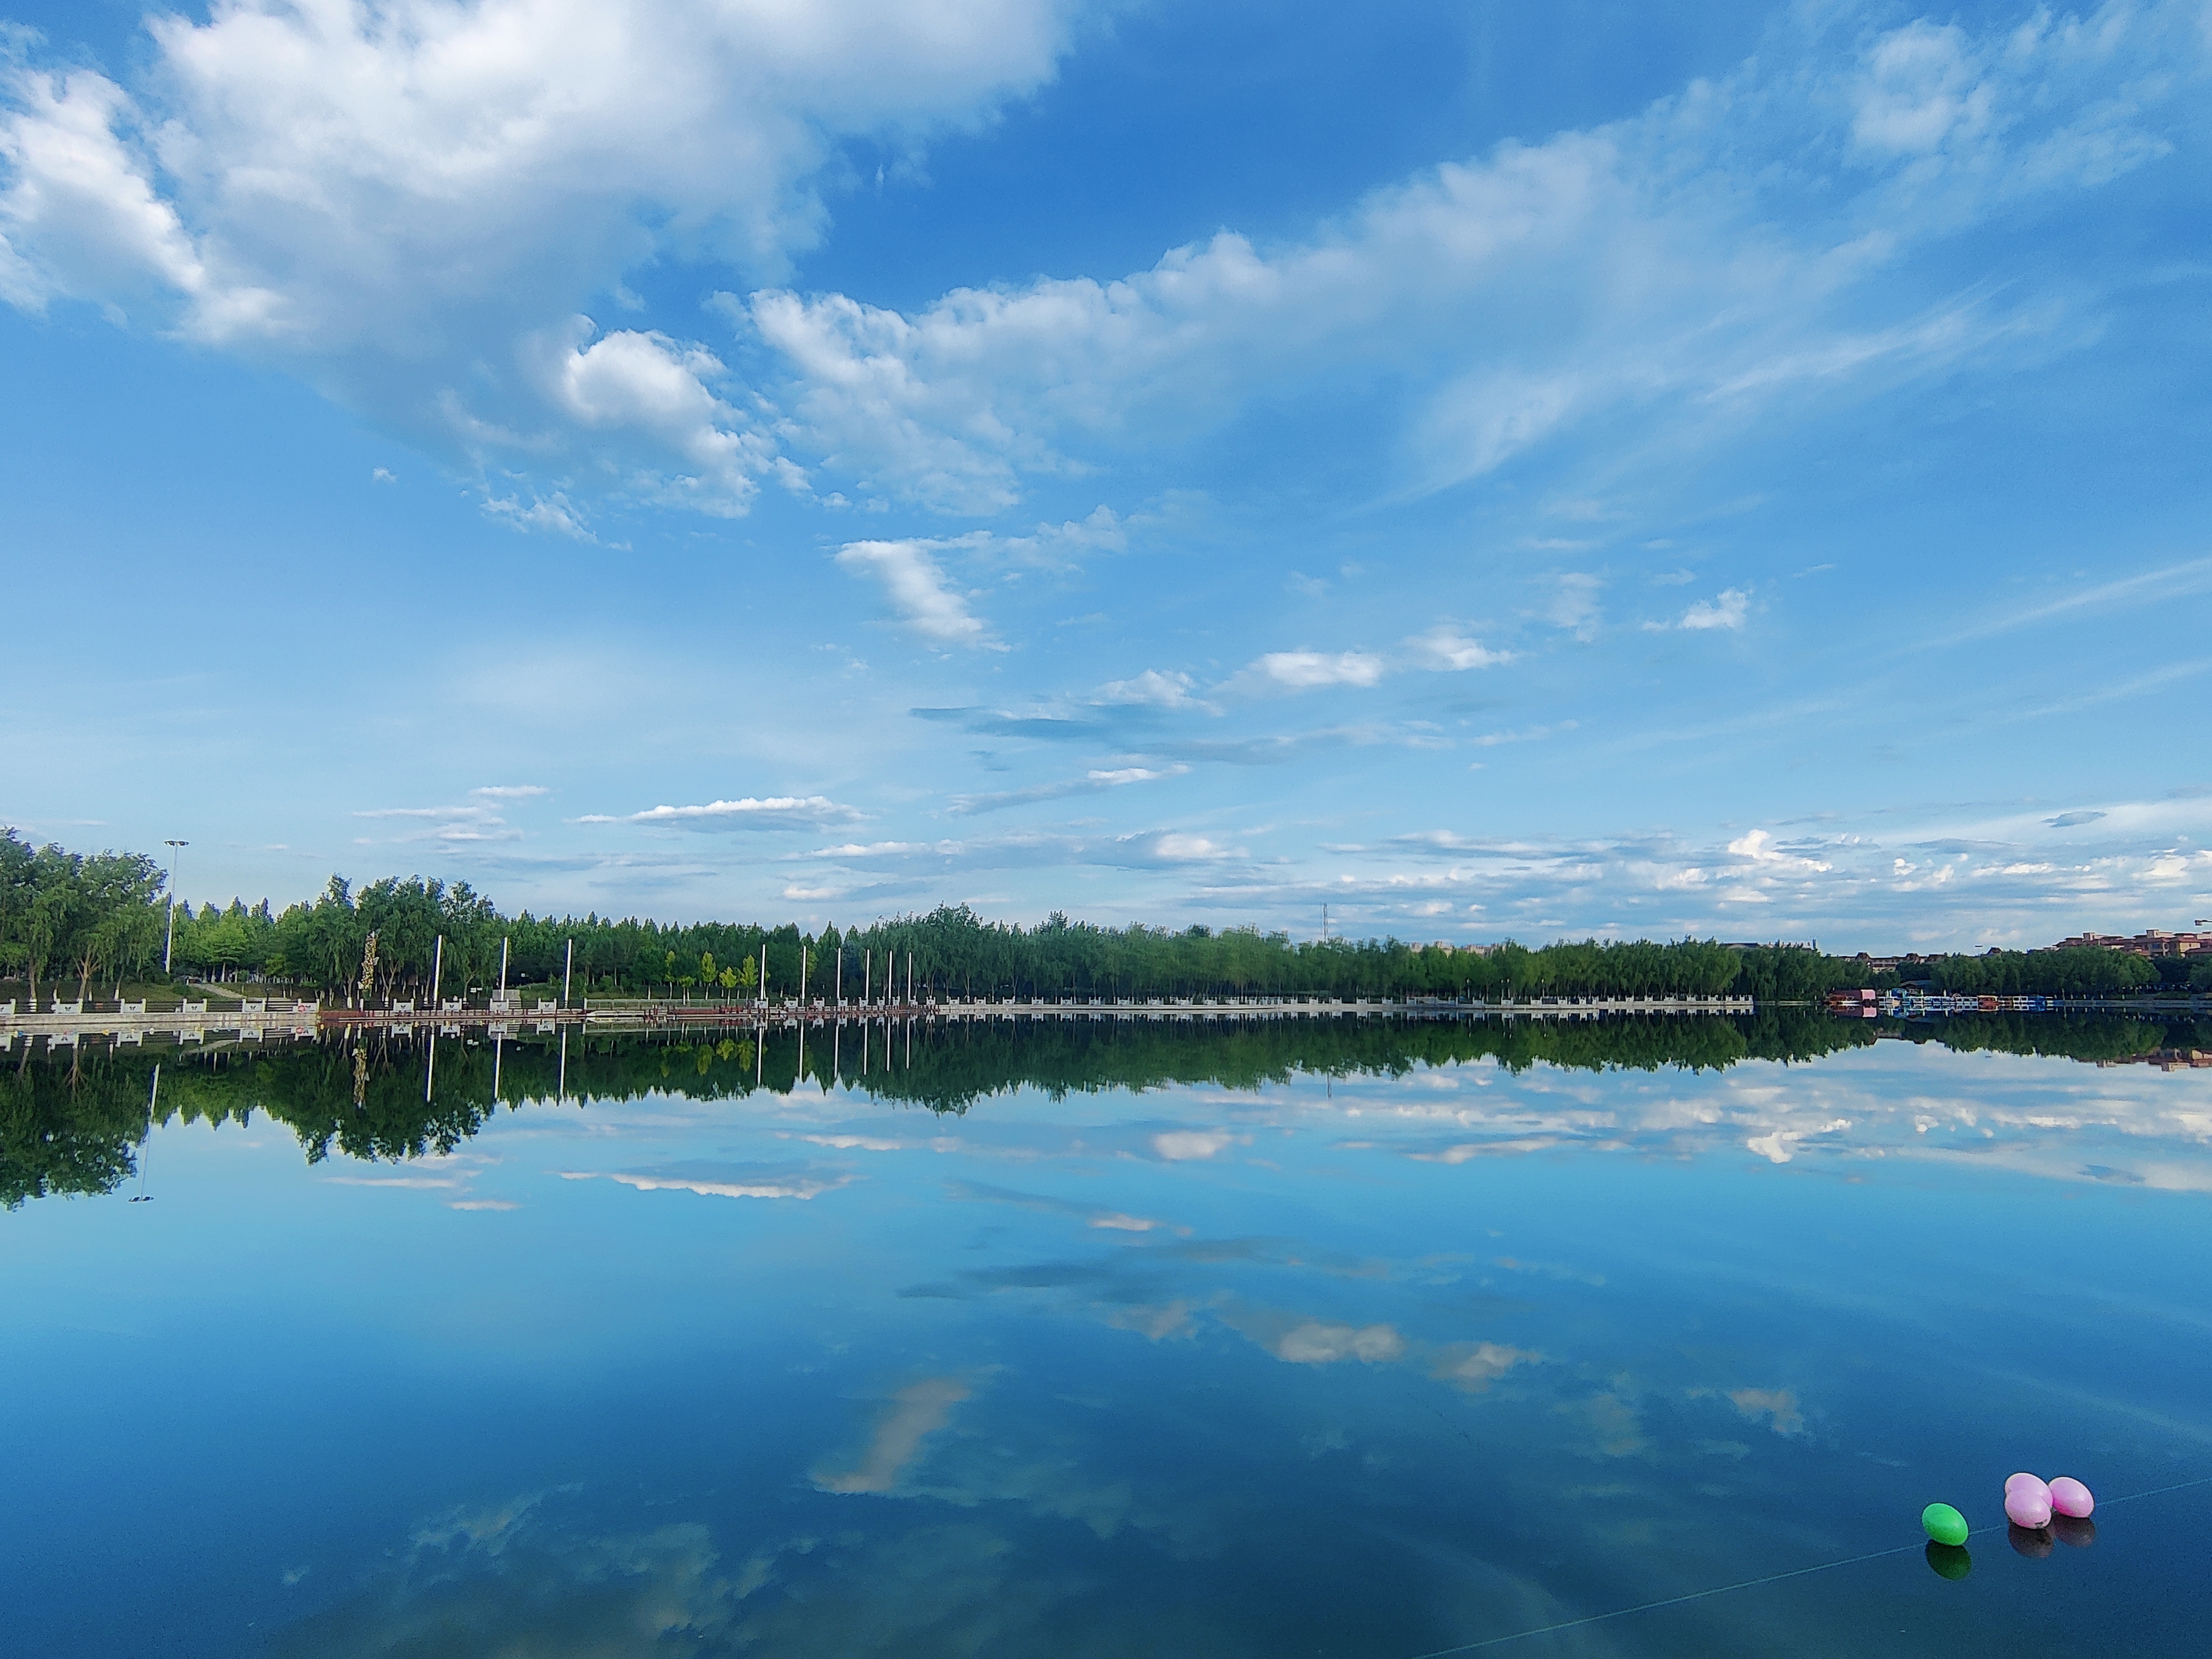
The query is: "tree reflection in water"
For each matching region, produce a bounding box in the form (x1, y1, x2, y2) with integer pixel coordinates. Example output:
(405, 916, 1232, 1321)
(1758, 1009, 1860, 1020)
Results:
(5, 1011, 2204, 1209)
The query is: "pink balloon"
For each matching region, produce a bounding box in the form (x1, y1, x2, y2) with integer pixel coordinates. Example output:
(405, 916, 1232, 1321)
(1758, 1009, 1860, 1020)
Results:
(2006, 1471, 2043, 1494)
(2049, 1477, 2094, 1518)
(2006, 1480, 2054, 1529)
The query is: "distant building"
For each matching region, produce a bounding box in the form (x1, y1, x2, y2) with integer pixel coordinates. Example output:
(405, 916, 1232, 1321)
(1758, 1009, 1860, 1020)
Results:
(2052, 929, 2210, 958)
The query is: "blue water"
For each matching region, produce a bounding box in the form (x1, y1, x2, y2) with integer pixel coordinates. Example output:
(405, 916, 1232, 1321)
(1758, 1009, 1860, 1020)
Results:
(5, 1026, 2208, 1655)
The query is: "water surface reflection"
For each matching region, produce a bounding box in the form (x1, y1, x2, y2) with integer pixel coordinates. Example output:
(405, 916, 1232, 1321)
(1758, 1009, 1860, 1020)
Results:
(3, 1017, 2208, 1656)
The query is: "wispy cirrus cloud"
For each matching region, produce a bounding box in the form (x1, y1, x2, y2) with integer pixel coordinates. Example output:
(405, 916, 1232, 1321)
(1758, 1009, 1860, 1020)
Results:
(579, 796, 863, 831)
(741, 4, 2206, 512)
(351, 801, 522, 845)
(949, 764, 1187, 816)
(564, 1162, 855, 1201)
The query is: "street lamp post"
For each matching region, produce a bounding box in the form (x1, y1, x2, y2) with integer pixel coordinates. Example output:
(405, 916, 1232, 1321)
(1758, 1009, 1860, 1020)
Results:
(162, 840, 189, 974)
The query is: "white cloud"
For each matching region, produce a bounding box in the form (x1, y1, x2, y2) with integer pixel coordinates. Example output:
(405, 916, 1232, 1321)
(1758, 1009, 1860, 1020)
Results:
(483, 490, 594, 539)
(1677, 588, 1750, 631)
(1248, 650, 1387, 691)
(0, 60, 271, 325)
(1544, 573, 1604, 640)
(734, 3, 2204, 510)
(352, 799, 523, 844)
(1407, 627, 1513, 671)
(1470, 721, 1575, 747)
(543, 324, 775, 513)
(947, 764, 1184, 816)
(576, 1164, 854, 1201)
(586, 795, 863, 831)
(1726, 829, 1832, 873)
(1149, 832, 1236, 862)
(0, 0, 1084, 490)
(1851, 22, 1991, 157)
(4, 0, 2198, 526)
(836, 538, 993, 647)
(1152, 1129, 1238, 1160)
(1095, 669, 1203, 709)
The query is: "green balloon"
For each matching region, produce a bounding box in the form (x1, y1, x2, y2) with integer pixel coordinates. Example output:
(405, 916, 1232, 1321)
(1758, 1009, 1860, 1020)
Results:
(1922, 1503, 1970, 1547)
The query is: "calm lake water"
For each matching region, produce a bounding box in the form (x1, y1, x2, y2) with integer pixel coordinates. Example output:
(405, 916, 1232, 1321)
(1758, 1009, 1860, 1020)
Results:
(5, 1014, 2209, 1656)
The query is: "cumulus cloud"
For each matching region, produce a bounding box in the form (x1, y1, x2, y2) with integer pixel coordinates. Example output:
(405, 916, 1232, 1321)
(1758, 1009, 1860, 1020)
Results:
(542, 323, 775, 513)
(4, 0, 2198, 525)
(1725, 829, 1833, 874)
(0, 0, 1084, 490)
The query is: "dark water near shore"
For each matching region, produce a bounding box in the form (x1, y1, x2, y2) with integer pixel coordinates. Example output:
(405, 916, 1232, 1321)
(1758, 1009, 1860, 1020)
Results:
(5, 1015, 2209, 1656)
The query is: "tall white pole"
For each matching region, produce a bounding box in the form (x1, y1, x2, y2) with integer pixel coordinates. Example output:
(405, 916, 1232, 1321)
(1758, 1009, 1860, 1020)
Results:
(800, 946, 808, 1006)
(161, 840, 188, 974)
(431, 934, 444, 1004)
(836, 946, 843, 1009)
(564, 938, 574, 1004)
(864, 948, 871, 1007)
(760, 943, 768, 1007)
(499, 936, 509, 998)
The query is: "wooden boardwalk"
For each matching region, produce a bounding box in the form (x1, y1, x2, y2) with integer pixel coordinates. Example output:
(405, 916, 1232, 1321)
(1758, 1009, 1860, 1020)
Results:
(579, 993, 1756, 1030)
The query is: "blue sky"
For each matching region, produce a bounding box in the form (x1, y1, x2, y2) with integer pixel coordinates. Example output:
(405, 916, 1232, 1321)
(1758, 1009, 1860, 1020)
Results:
(1, 0, 2208, 951)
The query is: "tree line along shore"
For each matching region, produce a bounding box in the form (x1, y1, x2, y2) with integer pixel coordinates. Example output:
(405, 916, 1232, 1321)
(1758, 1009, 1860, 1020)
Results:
(0, 830, 2189, 1008)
